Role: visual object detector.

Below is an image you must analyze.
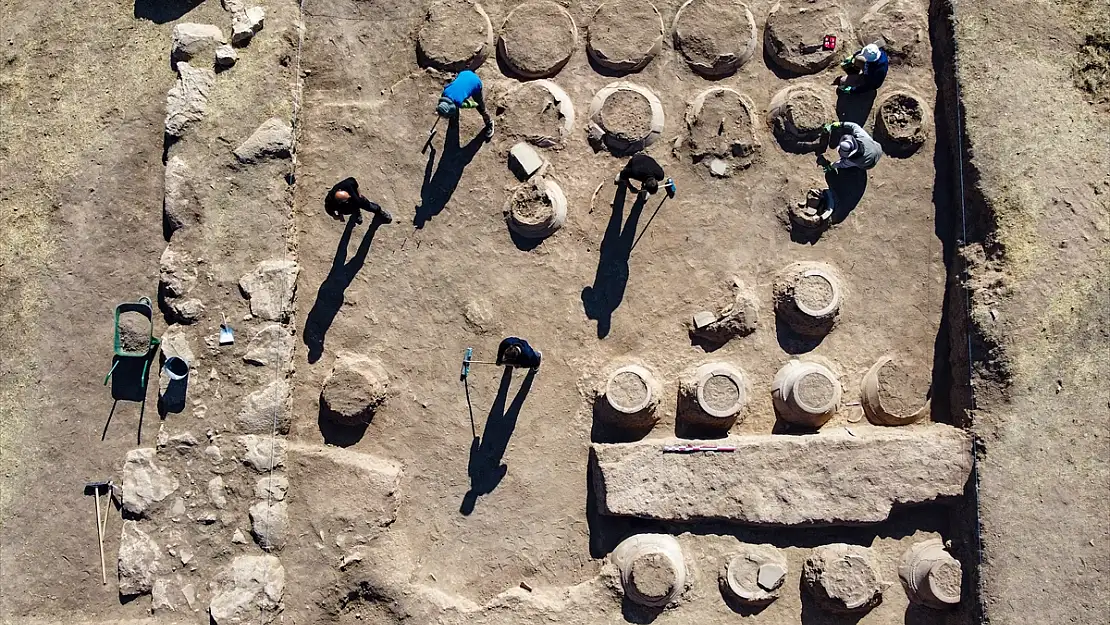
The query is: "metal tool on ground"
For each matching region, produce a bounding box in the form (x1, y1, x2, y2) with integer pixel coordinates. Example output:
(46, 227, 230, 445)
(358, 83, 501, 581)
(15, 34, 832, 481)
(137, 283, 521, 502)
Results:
(662, 444, 738, 453)
(631, 179, 676, 251)
(421, 116, 441, 154)
(84, 480, 114, 585)
(459, 347, 499, 380)
(219, 313, 235, 345)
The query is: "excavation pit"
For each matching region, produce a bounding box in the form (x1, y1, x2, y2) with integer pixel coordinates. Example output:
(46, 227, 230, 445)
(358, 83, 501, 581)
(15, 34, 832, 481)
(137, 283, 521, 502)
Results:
(773, 262, 842, 337)
(876, 90, 930, 156)
(588, 82, 664, 155)
(764, 1, 853, 75)
(721, 545, 788, 606)
(769, 84, 833, 153)
(416, 0, 494, 72)
(505, 177, 567, 240)
(587, 0, 665, 73)
(495, 80, 575, 149)
(497, 1, 577, 79)
(683, 87, 759, 170)
(673, 0, 758, 77)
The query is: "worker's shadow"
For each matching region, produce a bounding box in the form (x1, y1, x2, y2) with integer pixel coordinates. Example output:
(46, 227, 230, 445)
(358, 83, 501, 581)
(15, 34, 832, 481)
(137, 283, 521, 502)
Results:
(413, 116, 486, 229)
(825, 167, 868, 224)
(303, 217, 381, 364)
(460, 367, 536, 516)
(582, 183, 647, 339)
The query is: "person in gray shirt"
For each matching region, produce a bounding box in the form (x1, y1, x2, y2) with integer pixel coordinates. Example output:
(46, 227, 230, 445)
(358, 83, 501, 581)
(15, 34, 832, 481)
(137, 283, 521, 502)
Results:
(817, 121, 883, 173)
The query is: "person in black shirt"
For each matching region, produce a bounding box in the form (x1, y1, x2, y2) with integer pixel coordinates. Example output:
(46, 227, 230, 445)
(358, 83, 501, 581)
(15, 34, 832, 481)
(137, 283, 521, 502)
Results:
(325, 177, 393, 224)
(495, 337, 542, 370)
(617, 154, 665, 199)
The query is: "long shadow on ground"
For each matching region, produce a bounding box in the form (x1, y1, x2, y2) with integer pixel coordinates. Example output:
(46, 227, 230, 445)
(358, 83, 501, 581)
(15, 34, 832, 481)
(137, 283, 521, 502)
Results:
(460, 367, 536, 515)
(413, 116, 486, 229)
(303, 218, 381, 364)
(582, 183, 648, 339)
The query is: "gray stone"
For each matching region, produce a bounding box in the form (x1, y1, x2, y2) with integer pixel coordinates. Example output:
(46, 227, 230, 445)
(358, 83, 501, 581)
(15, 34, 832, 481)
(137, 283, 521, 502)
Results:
(239, 259, 299, 321)
(238, 434, 286, 472)
(243, 323, 293, 369)
(209, 555, 285, 624)
(165, 62, 214, 137)
(255, 475, 288, 502)
(233, 117, 292, 163)
(118, 521, 160, 596)
(122, 448, 179, 517)
(215, 44, 237, 68)
(151, 578, 175, 612)
(171, 23, 226, 65)
(208, 477, 228, 509)
(163, 156, 201, 237)
(710, 158, 730, 177)
(235, 379, 291, 434)
(231, 7, 265, 45)
(758, 563, 787, 591)
(690, 280, 759, 345)
(205, 444, 224, 463)
(222, 0, 244, 12)
(169, 496, 186, 520)
(182, 583, 197, 610)
(249, 500, 288, 551)
(231, 529, 248, 544)
(592, 426, 973, 525)
(160, 325, 196, 366)
(159, 246, 196, 299)
(508, 142, 545, 180)
(692, 310, 717, 329)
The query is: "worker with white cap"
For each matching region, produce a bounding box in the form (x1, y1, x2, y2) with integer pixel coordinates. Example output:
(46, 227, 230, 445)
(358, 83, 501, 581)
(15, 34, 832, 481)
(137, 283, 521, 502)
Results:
(817, 121, 883, 173)
(835, 43, 889, 95)
(436, 70, 494, 139)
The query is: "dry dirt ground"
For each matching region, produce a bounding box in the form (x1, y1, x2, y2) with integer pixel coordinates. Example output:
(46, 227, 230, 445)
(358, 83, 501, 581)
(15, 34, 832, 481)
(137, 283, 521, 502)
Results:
(0, 1, 1105, 624)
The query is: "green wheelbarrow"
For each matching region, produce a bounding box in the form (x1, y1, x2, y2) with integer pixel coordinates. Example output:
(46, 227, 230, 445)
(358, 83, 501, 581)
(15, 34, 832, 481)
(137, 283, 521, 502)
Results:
(103, 296, 161, 388)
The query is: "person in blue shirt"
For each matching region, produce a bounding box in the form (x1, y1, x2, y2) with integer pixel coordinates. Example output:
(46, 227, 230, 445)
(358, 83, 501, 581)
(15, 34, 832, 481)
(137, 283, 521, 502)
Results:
(495, 337, 541, 370)
(835, 43, 889, 95)
(436, 70, 494, 139)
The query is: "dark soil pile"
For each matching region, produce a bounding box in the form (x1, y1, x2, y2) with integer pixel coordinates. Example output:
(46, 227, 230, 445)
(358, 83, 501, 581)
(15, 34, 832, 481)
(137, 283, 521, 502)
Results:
(499, 1, 575, 78)
(117, 311, 151, 353)
(1074, 32, 1110, 100)
(600, 90, 652, 141)
(877, 92, 926, 148)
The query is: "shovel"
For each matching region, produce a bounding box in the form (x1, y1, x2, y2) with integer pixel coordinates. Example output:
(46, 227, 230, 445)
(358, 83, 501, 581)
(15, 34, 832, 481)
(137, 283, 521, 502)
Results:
(421, 117, 441, 155)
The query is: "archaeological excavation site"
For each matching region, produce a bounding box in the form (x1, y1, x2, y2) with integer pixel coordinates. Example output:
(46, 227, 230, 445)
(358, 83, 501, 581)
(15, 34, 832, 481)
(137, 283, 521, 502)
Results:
(2, 1, 1108, 625)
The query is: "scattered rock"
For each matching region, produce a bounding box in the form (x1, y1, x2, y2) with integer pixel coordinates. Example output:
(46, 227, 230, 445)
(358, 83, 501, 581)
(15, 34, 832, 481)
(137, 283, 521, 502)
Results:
(169, 496, 186, 520)
(182, 583, 197, 610)
(118, 521, 161, 596)
(508, 142, 546, 180)
(236, 379, 291, 434)
(152, 578, 176, 612)
(164, 62, 215, 137)
(592, 426, 973, 524)
(160, 325, 196, 366)
(239, 259, 299, 321)
(231, 529, 249, 544)
(463, 298, 497, 334)
(205, 444, 224, 463)
(231, 6, 266, 45)
(255, 475, 289, 502)
(233, 117, 293, 163)
(171, 23, 226, 65)
(215, 44, 238, 68)
(163, 156, 201, 238)
(689, 279, 759, 346)
(239, 434, 287, 472)
(321, 351, 391, 426)
(122, 448, 180, 517)
(160, 246, 204, 324)
(243, 324, 294, 369)
(208, 477, 228, 509)
(249, 501, 289, 551)
(209, 555, 285, 624)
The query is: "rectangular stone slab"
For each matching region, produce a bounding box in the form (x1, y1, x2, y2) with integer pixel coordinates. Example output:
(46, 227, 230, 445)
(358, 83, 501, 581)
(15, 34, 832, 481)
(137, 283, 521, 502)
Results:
(591, 426, 973, 526)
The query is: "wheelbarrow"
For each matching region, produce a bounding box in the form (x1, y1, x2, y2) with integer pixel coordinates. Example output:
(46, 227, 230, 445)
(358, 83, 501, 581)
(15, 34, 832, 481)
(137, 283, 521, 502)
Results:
(103, 297, 160, 388)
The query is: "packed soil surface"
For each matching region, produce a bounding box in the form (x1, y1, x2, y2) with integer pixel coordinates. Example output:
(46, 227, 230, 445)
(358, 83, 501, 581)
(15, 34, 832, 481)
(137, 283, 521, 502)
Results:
(495, 83, 565, 147)
(674, 0, 755, 75)
(116, 311, 151, 353)
(878, 92, 925, 144)
(609, 370, 648, 407)
(687, 89, 756, 161)
(819, 556, 879, 607)
(702, 373, 740, 410)
(509, 182, 553, 223)
(795, 273, 834, 310)
(587, 0, 663, 68)
(764, 1, 852, 74)
(628, 552, 675, 599)
(876, 358, 930, 415)
(796, 371, 836, 407)
(498, 0, 575, 78)
(417, 0, 490, 70)
(930, 558, 963, 598)
(599, 89, 653, 140)
(770, 87, 831, 151)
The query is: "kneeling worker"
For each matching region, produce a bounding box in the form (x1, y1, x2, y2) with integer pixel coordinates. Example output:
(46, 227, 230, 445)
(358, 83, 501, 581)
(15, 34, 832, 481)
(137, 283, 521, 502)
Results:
(496, 337, 542, 370)
(836, 43, 889, 95)
(325, 177, 393, 224)
(818, 121, 883, 173)
(617, 154, 667, 200)
(437, 70, 494, 139)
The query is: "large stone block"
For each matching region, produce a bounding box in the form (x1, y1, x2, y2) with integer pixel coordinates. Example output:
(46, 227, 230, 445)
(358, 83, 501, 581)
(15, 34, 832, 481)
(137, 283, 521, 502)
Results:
(591, 426, 972, 525)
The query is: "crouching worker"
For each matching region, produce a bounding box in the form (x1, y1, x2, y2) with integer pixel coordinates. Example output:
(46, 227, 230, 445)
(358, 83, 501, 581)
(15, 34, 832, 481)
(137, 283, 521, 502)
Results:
(436, 70, 494, 139)
(496, 337, 542, 370)
(616, 154, 666, 200)
(817, 121, 883, 173)
(835, 43, 889, 95)
(326, 177, 393, 224)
